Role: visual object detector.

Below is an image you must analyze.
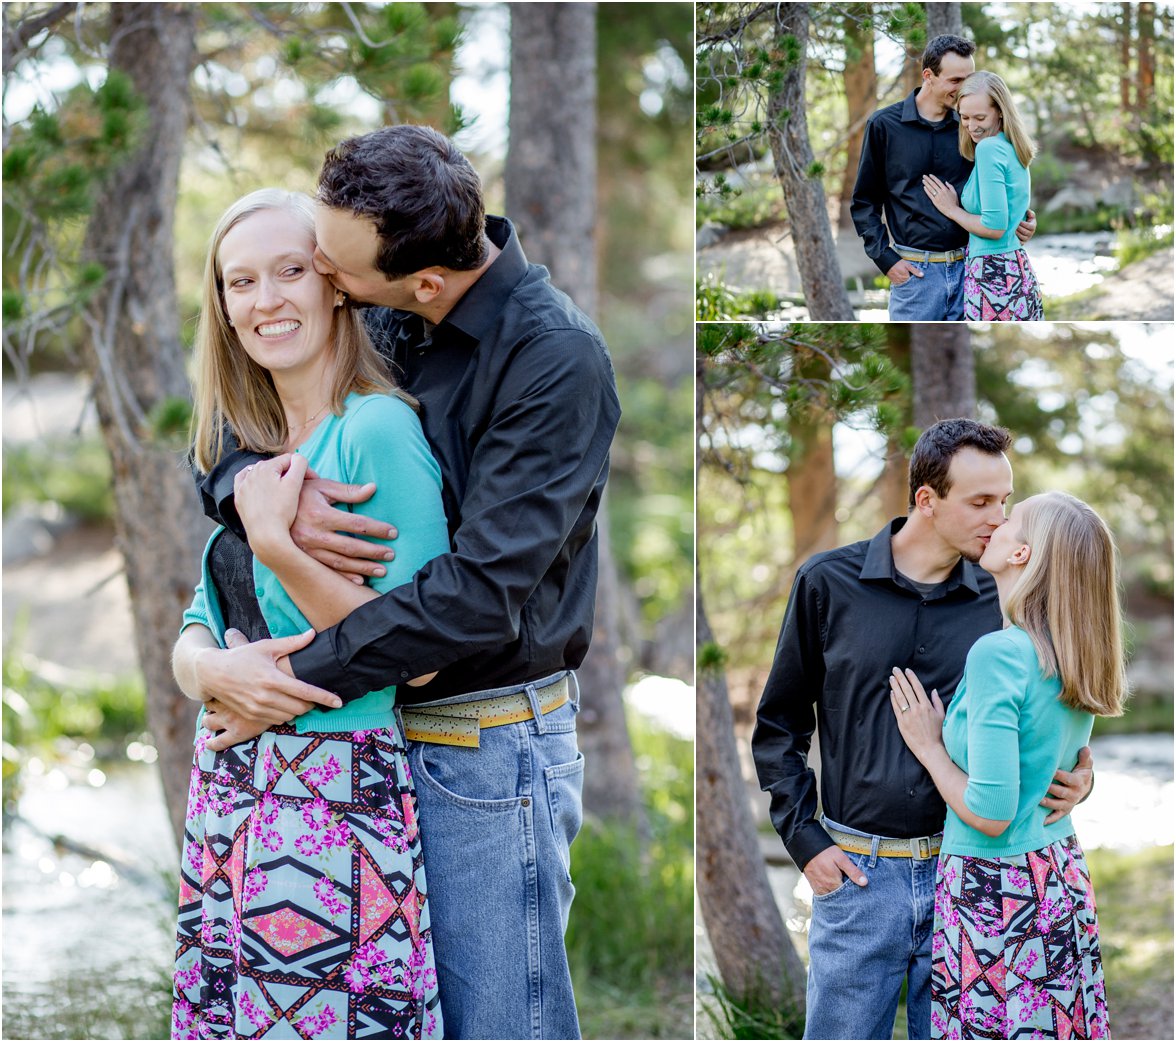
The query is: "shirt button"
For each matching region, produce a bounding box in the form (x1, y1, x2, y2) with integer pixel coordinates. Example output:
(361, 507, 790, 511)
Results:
(918, 645, 926, 654)
(400, 671, 410, 679)
(909, 789, 916, 796)
(255, 587, 264, 598)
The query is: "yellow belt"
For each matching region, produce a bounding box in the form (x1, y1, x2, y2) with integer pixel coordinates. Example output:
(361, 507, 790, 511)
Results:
(828, 826, 942, 860)
(400, 676, 570, 748)
(894, 246, 966, 263)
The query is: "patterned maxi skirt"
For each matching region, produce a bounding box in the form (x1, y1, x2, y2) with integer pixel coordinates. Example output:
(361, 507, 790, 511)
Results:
(963, 248, 1044, 322)
(171, 723, 443, 1040)
(931, 835, 1109, 1040)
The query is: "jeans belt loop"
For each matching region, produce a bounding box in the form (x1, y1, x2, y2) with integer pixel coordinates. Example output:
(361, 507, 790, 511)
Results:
(869, 834, 880, 868)
(568, 670, 581, 710)
(525, 683, 546, 735)
(912, 836, 931, 859)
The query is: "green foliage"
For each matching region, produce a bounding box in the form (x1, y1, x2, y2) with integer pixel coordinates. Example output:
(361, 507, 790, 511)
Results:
(699, 972, 806, 1039)
(698, 640, 728, 673)
(696, 276, 785, 321)
(1116, 225, 1175, 267)
(2, 437, 115, 523)
(148, 396, 195, 448)
(2, 641, 147, 751)
(568, 710, 693, 1039)
(697, 180, 786, 230)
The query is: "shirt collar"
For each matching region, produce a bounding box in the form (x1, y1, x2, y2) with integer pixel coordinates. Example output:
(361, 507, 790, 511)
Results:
(900, 88, 961, 127)
(860, 516, 982, 596)
(437, 215, 530, 345)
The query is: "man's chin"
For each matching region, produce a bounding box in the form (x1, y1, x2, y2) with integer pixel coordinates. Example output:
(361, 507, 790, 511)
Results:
(960, 546, 985, 564)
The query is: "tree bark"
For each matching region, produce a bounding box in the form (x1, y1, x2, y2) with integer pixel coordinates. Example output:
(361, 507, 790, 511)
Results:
(1121, 2, 1134, 115)
(838, 6, 877, 231)
(925, 2, 963, 39)
(1139, 2, 1155, 113)
(876, 324, 913, 516)
(696, 586, 806, 1011)
(766, 3, 854, 321)
(911, 324, 974, 426)
(79, 2, 207, 848)
(505, 3, 643, 825)
(788, 351, 839, 560)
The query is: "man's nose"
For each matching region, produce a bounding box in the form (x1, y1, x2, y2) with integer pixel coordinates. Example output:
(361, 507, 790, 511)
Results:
(312, 247, 335, 275)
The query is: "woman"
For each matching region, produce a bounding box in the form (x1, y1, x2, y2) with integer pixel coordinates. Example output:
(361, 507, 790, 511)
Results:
(890, 492, 1123, 1039)
(922, 70, 1044, 321)
(170, 189, 449, 1039)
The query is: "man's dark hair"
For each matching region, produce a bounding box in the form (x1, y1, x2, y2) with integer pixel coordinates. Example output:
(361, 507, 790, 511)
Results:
(317, 124, 488, 280)
(921, 34, 976, 76)
(908, 418, 1012, 509)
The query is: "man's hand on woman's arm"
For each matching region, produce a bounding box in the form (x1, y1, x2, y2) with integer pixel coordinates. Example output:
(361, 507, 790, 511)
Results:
(290, 467, 397, 581)
(172, 625, 342, 750)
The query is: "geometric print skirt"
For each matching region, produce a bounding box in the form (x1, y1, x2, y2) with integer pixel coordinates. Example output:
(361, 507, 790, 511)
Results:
(931, 834, 1109, 1040)
(964, 248, 1045, 322)
(171, 723, 442, 1040)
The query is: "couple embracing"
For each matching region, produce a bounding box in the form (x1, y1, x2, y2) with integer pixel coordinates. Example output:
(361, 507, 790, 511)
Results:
(169, 125, 620, 1040)
(854, 35, 1045, 322)
(754, 420, 1123, 1039)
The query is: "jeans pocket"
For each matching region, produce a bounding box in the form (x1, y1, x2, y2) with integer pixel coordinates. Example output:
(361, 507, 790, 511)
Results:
(413, 736, 524, 810)
(810, 851, 869, 901)
(544, 752, 585, 882)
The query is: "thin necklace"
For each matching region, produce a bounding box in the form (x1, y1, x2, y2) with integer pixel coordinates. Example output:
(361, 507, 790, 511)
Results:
(287, 402, 330, 431)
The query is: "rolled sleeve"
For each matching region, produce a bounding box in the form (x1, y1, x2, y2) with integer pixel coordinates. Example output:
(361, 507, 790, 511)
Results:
(975, 139, 1011, 233)
(961, 633, 1026, 820)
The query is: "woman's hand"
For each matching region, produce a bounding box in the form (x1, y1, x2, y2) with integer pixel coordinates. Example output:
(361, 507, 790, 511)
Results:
(922, 174, 960, 217)
(889, 666, 945, 762)
(236, 453, 309, 561)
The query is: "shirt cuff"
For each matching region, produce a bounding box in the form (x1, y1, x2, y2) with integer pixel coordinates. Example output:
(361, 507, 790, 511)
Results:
(874, 246, 901, 276)
(964, 780, 1017, 821)
(288, 632, 371, 703)
(786, 821, 837, 871)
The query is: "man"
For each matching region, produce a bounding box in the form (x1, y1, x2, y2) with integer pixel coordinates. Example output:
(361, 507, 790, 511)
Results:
(751, 419, 1093, 1041)
(181, 125, 620, 1039)
(851, 35, 1036, 320)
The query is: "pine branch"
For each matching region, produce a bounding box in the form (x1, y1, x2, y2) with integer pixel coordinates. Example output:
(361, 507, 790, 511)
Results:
(2, 1, 74, 71)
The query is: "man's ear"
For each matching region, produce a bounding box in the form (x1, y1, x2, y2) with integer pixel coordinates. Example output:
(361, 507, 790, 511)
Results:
(913, 485, 936, 517)
(414, 271, 445, 304)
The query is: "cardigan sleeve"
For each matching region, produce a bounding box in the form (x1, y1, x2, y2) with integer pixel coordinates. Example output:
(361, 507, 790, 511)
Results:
(961, 630, 1029, 820)
(337, 395, 451, 595)
(974, 138, 1011, 232)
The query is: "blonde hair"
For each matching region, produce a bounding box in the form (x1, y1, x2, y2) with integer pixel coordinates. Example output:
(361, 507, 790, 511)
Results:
(190, 188, 412, 472)
(957, 70, 1037, 168)
(1005, 492, 1126, 717)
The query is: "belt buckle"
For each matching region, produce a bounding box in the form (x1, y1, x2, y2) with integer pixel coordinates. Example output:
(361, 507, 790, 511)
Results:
(911, 836, 931, 859)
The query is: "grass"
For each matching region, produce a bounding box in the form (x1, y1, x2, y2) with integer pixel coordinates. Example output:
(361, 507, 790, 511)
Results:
(696, 274, 783, 321)
(569, 710, 694, 1040)
(1086, 844, 1175, 1040)
(697, 181, 785, 231)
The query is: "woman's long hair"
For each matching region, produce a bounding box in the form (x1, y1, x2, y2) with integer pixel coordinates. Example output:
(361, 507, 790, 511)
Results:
(190, 188, 411, 473)
(1005, 492, 1126, 717)
(957, 70, 1037, 169)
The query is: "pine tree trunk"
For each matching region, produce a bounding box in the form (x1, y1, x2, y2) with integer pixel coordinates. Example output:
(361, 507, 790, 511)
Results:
(911, 324, 974, 425)
(1121, 2, 1134, 115)
(925, 2, 963, 38)
(875, 325, 913, 517)
(766, 3, 854, 321)
(505, 2, 642, 825)
(79, 2, 207, 848)
(788, 351, 839, 560)
(696, 587, 806, 1011)
(838, 7, 877, 231)
(1139, 2, 1156, 113)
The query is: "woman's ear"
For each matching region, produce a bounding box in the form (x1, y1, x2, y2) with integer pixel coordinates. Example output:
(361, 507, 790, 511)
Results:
(1007, 542, 1031, 568)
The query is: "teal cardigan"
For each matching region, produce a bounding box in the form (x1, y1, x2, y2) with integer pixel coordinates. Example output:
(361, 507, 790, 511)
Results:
(182, 392, 450, 734)
(960, 132, 1032, 259)
(941, 625, 1093, 857)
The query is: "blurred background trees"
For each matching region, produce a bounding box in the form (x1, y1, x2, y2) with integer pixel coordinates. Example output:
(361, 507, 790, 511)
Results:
(2, 3, 693, 1037)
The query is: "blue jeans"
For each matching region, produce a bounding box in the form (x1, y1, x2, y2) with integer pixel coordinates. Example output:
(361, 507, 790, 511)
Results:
(406, 674, 583, 1039)
(803, 817, 938, 1041)
(887, 245, 966, 321)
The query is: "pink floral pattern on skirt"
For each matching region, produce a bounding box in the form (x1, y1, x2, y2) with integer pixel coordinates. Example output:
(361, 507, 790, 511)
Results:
(171, 723, 442, 1039)
(964, 248, 1044, 322)
(931, 835, 1109, 1039)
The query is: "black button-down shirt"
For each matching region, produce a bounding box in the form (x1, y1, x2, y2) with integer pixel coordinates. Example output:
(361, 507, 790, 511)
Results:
(751, 518, 1001, 870)
(199, 216, 622, 703)
(851, 90, 974, 275)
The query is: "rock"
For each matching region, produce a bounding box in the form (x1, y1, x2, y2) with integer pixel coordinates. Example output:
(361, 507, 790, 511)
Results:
(696, 222, 729, 250)
(1043, 186, 1100, 214)
(1100, 177, 1137, 208)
